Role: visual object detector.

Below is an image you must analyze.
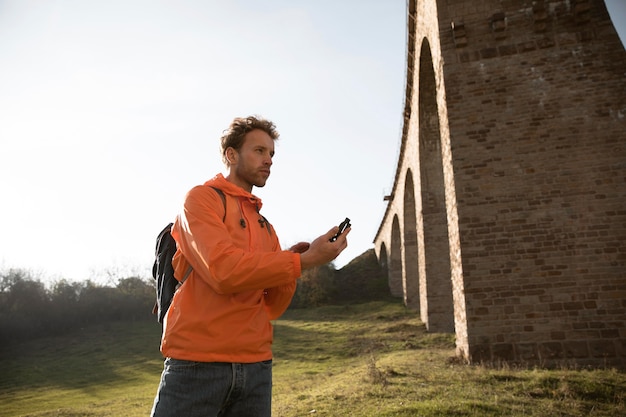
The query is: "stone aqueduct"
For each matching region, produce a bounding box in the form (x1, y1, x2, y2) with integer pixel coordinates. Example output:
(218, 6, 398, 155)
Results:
(373, 0, 625, 368)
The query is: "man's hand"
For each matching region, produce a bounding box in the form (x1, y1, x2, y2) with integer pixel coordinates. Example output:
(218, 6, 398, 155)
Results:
(299, 225, 351, 270)
(289, 242, 310, 254)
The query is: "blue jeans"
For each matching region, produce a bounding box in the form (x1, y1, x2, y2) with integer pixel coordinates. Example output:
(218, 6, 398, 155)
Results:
(150, 358, 273, 417)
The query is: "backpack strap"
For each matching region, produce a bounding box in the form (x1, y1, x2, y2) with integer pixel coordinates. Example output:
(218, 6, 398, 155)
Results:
(179, 186, 226, 285)
(209, 186, 226, 222)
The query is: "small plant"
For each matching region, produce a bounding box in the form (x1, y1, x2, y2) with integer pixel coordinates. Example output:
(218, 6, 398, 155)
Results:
(366, 354, 388, 387)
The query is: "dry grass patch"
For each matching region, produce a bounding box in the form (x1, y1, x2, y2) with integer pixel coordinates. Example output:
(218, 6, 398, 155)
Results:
(1, 300, 624, 417)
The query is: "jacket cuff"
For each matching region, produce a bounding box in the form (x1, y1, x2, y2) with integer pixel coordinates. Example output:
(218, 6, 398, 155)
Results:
(292, 251, 302, 278)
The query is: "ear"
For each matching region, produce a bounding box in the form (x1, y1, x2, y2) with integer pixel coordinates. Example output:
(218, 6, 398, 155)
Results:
(226, 147, 238, 165)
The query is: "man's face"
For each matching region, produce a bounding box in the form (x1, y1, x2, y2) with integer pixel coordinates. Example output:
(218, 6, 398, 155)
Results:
(228, 129, 275, 192)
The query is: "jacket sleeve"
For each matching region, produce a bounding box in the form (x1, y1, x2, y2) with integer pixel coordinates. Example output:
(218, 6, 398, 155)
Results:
(263, 281, 297, 320)
(172, 185, 301, 294)
(263, 223, 298, 319)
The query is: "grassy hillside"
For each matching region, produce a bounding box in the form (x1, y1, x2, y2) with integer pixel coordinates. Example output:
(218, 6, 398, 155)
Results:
(273, 302, 625, 416)
(1, 300, 624, 416)
(0, 320, 164, 416)
(333, 249, 392, 303)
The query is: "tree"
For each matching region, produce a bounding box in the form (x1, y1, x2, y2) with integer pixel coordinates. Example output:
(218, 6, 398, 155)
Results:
(0, 268, 50, 340)
(290, 264, 336, 308)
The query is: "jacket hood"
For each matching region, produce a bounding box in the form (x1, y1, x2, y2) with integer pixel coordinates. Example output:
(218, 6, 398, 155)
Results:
(206, 173, 264, 209)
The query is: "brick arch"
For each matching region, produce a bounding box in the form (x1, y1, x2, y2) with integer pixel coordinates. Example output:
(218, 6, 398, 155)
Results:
(417, 38, 455, 332)
(389, 215, 403, 300)
(378, 241, 388, 271)
(379, 241, 402, 299)
(373, 0, 626, 368)
(403, 169, 419, 310)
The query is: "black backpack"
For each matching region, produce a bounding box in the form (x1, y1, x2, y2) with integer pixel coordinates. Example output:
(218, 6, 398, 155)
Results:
(152, 187, 226, 323)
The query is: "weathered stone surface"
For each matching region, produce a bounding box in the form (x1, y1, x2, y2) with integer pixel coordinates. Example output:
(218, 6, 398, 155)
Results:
(374, 0, 626, 369)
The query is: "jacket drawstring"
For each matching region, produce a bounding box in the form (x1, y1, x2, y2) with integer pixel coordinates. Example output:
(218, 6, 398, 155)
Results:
(235, 197, 272, 236)
(255, 202, 272, 236)
(236, 199, 246, 228)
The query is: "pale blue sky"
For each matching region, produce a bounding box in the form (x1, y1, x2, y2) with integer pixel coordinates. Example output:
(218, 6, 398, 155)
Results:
(0, 0, 624, 283)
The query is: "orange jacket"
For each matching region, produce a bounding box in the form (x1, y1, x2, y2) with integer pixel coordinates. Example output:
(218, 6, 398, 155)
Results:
(161, 174, 301, 363)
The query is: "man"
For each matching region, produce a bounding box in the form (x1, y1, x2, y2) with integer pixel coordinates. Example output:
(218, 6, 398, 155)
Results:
(150, 115, 350, 417)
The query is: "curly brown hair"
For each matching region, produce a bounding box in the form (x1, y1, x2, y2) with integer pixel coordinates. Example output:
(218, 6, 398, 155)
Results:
(220, 115, 280, 167)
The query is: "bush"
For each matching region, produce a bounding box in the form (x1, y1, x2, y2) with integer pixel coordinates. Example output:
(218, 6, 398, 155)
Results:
(289, 264, 336, 308)
(0, 269, 155, 344)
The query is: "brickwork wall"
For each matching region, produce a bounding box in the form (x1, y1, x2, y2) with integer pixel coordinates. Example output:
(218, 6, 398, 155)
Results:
(374, 0, 626, 368)
(438, 0, 626, 367)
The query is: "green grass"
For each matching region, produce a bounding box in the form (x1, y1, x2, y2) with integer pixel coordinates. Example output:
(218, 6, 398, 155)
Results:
(1, 301, 624, 416)
(0, 320, 164, 416)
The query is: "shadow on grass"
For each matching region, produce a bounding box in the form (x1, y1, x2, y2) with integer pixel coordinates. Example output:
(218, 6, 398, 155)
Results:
(376, 401, 505, 417)
(282, 300, 410, 323)
(0, 320, 164, 392)
(273, 301, 454, 365)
